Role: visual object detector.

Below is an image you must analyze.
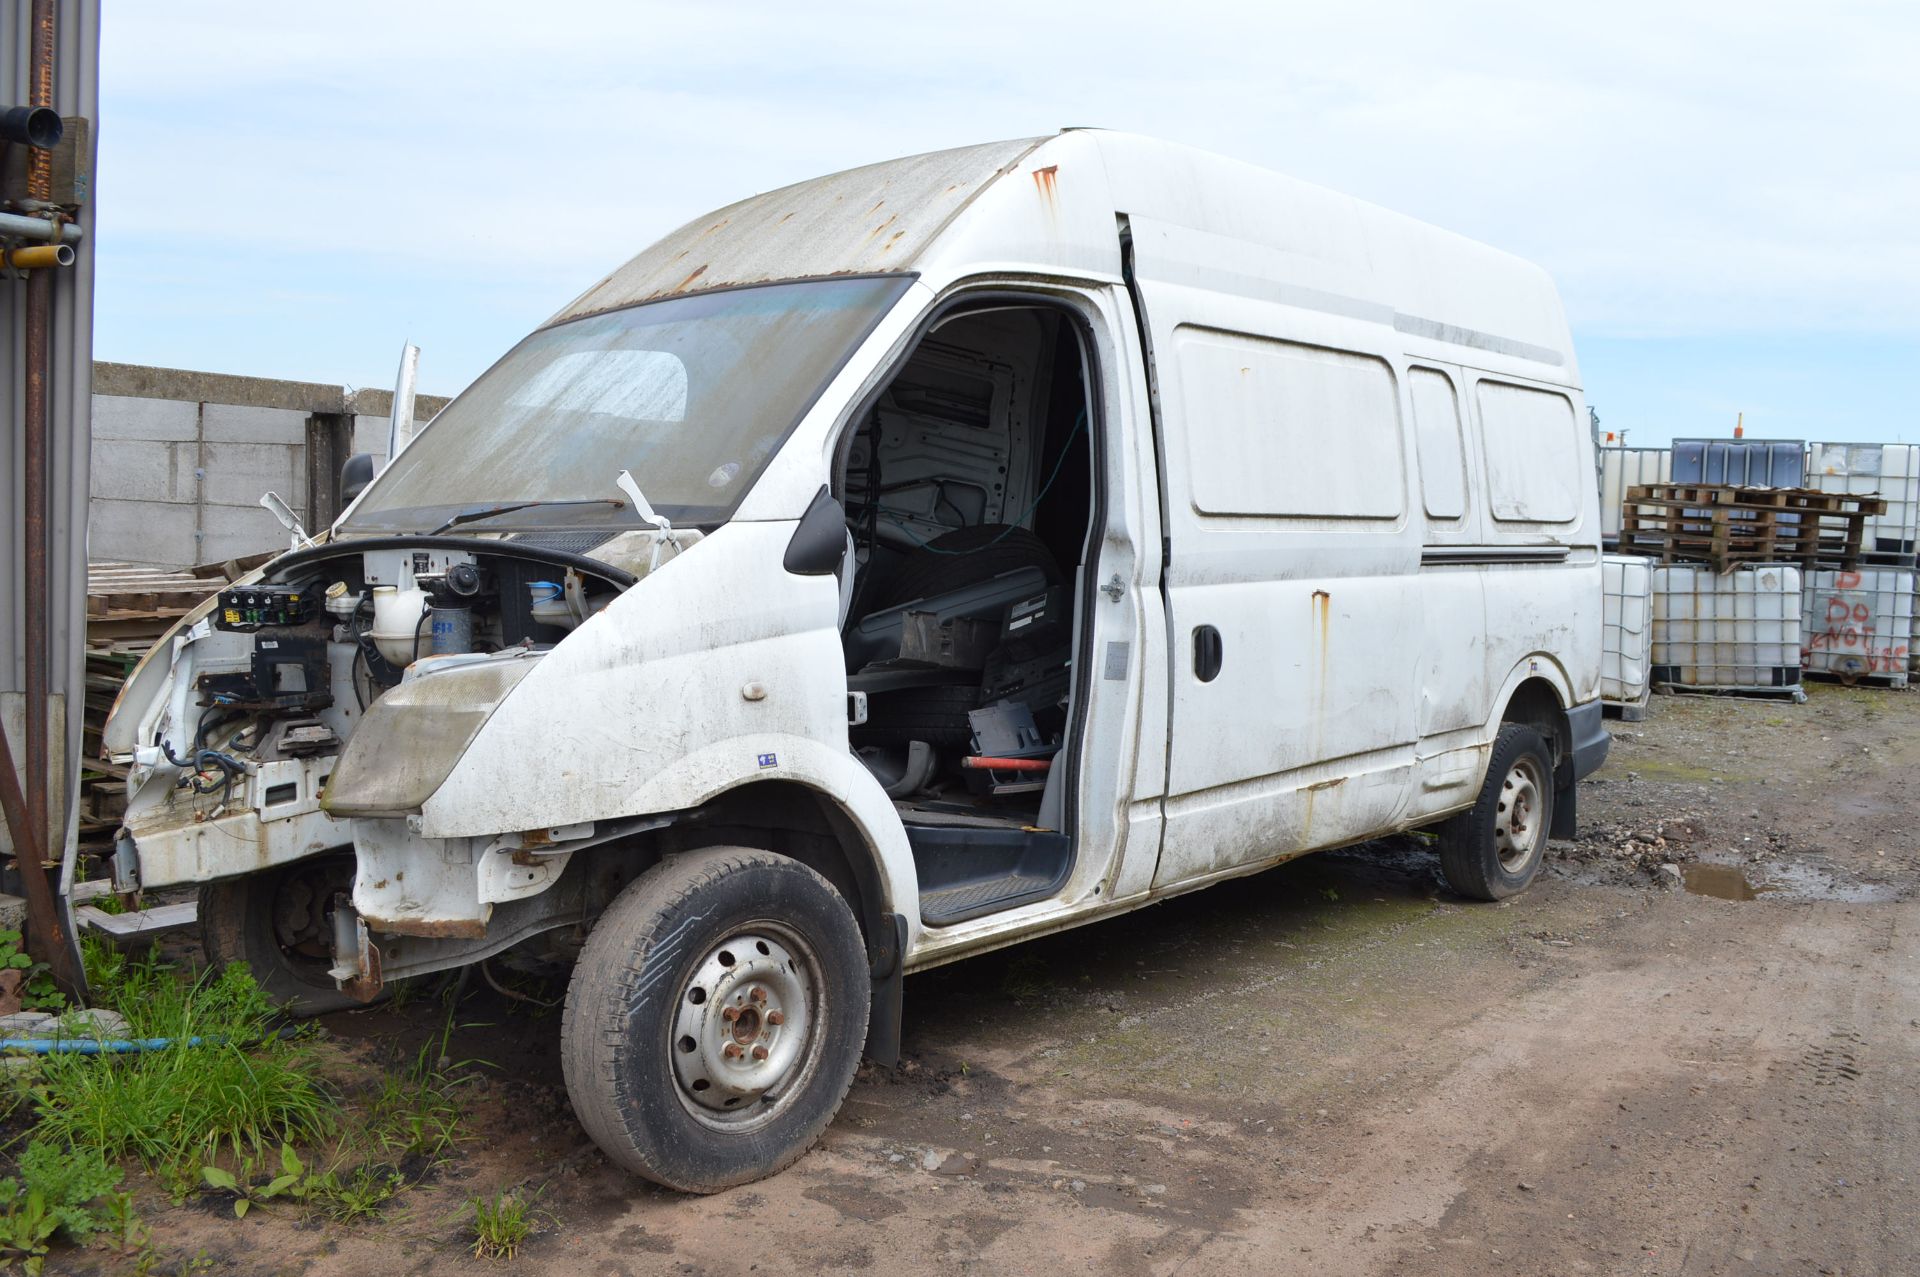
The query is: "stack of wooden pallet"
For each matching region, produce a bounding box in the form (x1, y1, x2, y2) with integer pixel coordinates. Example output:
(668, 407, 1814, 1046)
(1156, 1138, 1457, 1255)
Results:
(1620, 484, 1887, 571)
(86, 561, 224, 643)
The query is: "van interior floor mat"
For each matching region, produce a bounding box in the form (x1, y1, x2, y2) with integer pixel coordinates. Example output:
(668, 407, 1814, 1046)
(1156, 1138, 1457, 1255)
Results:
(918, 872, 1058, 926)
(905, 823, 1071, 926)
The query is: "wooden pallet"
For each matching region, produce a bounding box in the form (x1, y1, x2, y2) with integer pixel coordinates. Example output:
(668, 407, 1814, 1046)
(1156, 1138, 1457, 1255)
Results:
(1619, 484, 1885, 570)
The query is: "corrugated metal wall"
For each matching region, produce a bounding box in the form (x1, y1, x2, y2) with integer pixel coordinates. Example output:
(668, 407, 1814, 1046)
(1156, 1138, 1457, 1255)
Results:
(2, 1, 100, 872)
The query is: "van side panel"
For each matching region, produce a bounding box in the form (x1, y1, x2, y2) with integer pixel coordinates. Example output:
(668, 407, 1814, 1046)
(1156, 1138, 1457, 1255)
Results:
(1465, 372, 1605, 716)
(1123, 218, 1428, 885)
(1120, 202, 1597, 888)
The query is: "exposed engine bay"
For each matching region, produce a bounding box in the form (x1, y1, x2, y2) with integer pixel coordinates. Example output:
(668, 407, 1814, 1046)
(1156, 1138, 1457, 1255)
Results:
(108, 535, 651, 889)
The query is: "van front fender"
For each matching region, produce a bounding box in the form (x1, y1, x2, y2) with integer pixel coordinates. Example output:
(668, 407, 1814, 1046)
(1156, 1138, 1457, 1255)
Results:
(421, 730, 922, 955)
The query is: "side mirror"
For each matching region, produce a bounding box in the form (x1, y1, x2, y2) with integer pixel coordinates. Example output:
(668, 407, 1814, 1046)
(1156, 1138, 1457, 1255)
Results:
(340, 453, 377, 505)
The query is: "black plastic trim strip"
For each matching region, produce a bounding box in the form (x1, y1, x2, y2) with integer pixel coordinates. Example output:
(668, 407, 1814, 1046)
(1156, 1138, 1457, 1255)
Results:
(262, 534, 638, 588)
(1421, 546, 1573, 566)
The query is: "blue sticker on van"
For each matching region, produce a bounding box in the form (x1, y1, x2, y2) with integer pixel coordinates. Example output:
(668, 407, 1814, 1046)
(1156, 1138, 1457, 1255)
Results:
(757, 753, 778, 769)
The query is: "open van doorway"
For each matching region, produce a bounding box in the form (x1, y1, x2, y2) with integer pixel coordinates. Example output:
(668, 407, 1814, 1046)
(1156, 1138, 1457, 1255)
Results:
(836, 301, 1097, 926)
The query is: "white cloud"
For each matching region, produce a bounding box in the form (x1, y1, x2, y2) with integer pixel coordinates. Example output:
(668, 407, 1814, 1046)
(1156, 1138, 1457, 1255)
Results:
(95, 0, 1920, 391)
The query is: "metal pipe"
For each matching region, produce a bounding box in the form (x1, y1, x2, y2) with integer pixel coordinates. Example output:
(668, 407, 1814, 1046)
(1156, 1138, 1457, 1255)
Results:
(2, 243, 73, 270)
(0, 104, 61, 148)
(26, 0, 55, 202)
(0, 725, 65, 995)
(7, 0, 83, 1000)
(16, 258, 70, 995)
(0, 210, 83, 242)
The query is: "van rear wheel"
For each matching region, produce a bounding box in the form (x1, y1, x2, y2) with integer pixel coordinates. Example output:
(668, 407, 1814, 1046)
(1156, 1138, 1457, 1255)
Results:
(1438, 724, 1554, 901)
(560, 847, 869, 1193)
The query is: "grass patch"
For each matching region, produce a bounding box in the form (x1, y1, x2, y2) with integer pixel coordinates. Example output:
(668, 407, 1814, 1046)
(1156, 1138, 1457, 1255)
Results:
(468, 1189, 542, 1261)
(1623, 756, 1753, 784)
(361, 1017, 471, 1167)
(4, 938, 484, 1266)
(22, 947, 334, 1180)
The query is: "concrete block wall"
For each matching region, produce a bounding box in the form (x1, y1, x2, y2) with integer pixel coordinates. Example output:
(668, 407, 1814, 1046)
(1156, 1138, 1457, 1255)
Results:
(89, 363, 449, 568)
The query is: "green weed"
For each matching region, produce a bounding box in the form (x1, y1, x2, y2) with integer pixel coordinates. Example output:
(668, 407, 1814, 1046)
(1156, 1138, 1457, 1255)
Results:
(201, 1142, 308, 1219)
(0, 929, 65, 1012)
(27, 952, 334, 1177)
(312, 1163, 405, 1224)
(201, 1142, 389, 1218)
(0, 1140, 129, 1272)
(202, 1142, 407, 1223)
(468, 1189, 541, 1261)
(362, 1016, 470, 1166)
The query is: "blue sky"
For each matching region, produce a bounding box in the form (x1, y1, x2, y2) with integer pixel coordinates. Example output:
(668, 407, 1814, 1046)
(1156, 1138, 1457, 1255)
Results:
(95, 2, 1919, 446)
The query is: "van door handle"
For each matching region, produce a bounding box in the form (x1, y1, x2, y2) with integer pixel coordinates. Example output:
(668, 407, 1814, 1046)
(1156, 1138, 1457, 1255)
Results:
(1192, 625, 1223, 682)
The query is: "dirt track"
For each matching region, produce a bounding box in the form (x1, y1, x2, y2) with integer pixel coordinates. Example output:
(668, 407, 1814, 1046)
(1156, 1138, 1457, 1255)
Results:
(107, 685, 1920, 1276)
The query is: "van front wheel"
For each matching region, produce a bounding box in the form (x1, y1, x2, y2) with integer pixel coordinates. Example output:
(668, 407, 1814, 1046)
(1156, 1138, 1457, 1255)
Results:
(1439, 724, 1555, 900)
(199, 854, 374, 1016)
(560, 847, 870, 1193)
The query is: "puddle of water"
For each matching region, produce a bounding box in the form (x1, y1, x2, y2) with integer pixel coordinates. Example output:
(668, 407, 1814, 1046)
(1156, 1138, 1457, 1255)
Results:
(1682, 863, 1762, 900)
(1754, 860, 1897, 904)
(1681, 860, 1897, 904)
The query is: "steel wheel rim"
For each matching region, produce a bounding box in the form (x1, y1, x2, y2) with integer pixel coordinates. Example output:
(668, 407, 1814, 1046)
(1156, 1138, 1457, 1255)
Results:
(670, 924, 823, 1132)
(1493, 755, 1546, 874)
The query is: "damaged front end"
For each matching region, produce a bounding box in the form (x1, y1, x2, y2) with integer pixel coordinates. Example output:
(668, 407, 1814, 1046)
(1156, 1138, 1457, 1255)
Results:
(101, 533, 672, 1004)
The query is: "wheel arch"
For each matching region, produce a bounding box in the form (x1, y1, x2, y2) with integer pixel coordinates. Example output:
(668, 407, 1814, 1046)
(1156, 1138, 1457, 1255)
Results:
(1487, 651, 1573, 754)
(671, 778, 898, 948)
(1499, 676, 1571, 774)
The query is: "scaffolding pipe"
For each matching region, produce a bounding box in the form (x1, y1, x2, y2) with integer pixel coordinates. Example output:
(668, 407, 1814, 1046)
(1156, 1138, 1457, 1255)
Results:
(1, 243, 74, 270)
(0, 104, 61, 148)
(0, 209, 83, 242)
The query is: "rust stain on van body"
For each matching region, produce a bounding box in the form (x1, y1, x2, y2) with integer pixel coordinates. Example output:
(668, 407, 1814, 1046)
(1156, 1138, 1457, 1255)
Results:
(1031, 165, 1060, 212)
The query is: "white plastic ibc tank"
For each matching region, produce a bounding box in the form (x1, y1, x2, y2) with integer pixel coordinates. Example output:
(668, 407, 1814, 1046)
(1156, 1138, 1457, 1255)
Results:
(1599, 447, 1672, 543)
(1804, 442, 1920, 560)
(1650, 564, 1803, 694)
(1911, 575, 1920, 675)
(1601, 555, 1653, 713)
(1801, 567, 1915, 687)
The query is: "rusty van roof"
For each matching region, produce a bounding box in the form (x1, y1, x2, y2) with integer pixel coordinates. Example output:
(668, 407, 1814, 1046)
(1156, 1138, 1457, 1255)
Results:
(548, 137, 1046, 324)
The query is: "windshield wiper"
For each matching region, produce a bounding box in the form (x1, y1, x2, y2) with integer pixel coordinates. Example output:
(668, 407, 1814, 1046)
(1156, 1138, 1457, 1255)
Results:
(430, 498, 625, 535)
(616, 470, 689, 571)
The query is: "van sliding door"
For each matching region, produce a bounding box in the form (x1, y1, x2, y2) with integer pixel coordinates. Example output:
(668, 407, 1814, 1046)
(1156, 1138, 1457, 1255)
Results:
(1122, 215, 1424, 888)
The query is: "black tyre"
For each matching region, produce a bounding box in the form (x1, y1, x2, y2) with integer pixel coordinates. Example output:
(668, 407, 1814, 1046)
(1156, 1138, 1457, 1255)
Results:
(851, 683, 980, 750)
(199, 853, 375, 1016)
(560, 847, 869, 1193)
(878, 524, 1061, 609)
(1438, 724, 1555, 901)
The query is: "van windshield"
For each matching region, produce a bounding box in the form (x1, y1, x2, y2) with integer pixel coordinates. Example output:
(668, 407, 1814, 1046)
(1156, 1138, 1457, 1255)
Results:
(343, 275, 913, 532)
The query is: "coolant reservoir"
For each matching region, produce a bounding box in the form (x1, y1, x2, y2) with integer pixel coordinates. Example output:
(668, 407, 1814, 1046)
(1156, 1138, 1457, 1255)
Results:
(371, 583, 430, 666)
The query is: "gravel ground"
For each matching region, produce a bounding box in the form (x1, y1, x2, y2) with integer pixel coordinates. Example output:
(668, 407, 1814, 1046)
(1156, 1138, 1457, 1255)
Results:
(73, 682, 1920, 1276)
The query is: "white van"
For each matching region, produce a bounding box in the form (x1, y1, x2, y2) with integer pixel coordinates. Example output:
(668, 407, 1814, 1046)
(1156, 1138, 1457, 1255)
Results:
(103, 131, 1608, 1192)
